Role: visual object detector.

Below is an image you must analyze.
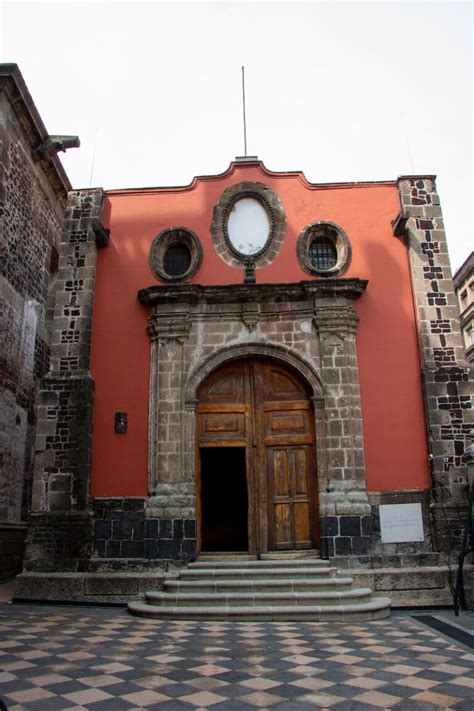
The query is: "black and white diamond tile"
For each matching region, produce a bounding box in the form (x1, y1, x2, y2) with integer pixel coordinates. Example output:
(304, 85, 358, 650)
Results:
(0, 606, 473, 709)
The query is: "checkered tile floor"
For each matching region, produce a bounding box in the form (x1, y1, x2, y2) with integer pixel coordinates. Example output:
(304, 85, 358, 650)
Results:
(0, 605, 473, 710)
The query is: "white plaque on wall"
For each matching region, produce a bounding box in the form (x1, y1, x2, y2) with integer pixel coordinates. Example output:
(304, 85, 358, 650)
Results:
(379, 503, 424, 543)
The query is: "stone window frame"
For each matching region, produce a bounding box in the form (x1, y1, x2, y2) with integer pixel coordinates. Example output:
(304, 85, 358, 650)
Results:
(211, 181, 286, 269)
(149, 227, 203, 283)
(297, 221, 352, 278)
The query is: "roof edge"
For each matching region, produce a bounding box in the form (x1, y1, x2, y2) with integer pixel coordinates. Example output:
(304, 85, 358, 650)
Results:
(453, 251, 474, 287)
(102, 159, 397, 196)
(397, 174, 437, 184)
(0, 63, 73, 201)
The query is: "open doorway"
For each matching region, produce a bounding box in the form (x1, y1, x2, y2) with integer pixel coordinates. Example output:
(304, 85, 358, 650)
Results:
(200, 447, 248, 551)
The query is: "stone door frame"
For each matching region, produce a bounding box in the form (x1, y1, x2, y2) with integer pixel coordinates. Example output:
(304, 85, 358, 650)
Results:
(139, 279, 371, 558)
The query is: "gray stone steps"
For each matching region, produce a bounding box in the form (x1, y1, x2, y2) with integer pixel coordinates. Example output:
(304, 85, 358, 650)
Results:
(260, 549, 320, 560)
(180, 566, 338, 580)
(164, 576, 355, 594)
(128, 557, 391, 621)
(128, 597, 392, 622)
(144, 587, 374, 607)
(196, 550, 321, 562)
(189, 558, 330, 569)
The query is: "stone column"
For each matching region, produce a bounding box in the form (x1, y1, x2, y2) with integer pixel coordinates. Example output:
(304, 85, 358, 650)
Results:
(315, 299, 372, 557)
(21, 189, 108, 573)
(144, 311, 196, 562)
(396, 176, 473, 549)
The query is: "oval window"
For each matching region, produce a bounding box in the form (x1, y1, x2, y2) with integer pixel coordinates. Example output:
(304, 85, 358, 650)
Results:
(227, 197, 270, 256)
(163, 243, 192, 277)
(309, 238, 337, 271)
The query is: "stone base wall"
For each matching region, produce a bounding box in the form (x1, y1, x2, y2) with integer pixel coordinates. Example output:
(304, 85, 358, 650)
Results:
(321, 490, 435, 560)
(14, 571, 167, 604)
(0, 523, 26, 580)
(430, 501, 470, 553)
(23, 513, 92, 573)
(92, 498, 197, 569)
(320, 514, 374, 558)
(350, 564, 471, 607)
(14, 563, 469, 608)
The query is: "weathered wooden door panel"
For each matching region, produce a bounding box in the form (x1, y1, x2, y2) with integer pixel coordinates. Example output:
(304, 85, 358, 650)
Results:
(198, 405, 247, 444)
(294, 502, 312, 544)
(274, 503, 292, 548)
(267, 444, 315, 550)
(199, 363, 246, 404)
(197, 359, 318, 553)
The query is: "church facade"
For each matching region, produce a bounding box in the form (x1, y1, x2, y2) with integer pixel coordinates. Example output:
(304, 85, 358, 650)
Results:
(2, 65, 471, 606)
(17, 160, 473, 606)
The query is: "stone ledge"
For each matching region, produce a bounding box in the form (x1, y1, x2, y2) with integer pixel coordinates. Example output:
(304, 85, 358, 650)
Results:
(349, 564, 473, 607)
(14, 571, 168, 604)
(14, 563, 472, 608)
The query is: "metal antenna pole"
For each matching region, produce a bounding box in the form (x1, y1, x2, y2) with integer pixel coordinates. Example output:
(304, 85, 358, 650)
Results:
(242, 66, 247, 157)
(89, 127, 99, 188)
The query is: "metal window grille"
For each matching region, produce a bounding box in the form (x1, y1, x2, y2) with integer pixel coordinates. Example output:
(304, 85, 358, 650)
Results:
(163, 243, 192, 277)
(309, 238, 337, 270)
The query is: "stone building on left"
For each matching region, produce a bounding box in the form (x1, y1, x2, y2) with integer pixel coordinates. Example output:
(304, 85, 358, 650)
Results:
(0, 64, 78, 579)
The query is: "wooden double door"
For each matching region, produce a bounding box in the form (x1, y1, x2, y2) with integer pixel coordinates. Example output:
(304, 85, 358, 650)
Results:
(197, 359, 319, 555)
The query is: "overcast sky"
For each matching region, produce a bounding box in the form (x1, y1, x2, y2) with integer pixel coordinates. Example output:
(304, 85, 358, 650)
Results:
(1, 0, 472, 271)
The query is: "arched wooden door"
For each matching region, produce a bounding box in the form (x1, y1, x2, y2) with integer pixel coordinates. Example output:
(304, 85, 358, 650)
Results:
(196, 359, 318, 555)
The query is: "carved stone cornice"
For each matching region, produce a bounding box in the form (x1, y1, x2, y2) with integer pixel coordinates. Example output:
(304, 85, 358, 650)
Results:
(146, 315, 191, 344)
(314, 304, 360, 336)
(138, 278, 368, 309)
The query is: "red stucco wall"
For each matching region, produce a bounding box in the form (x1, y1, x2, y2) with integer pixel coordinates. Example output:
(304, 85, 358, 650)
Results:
(90, 161, 430, 496)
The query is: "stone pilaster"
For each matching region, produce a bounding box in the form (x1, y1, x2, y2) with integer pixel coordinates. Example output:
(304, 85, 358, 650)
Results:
(22, 190, 108, 572)
(315, 299, 372, 557)
(396, 176, 473, 550)
(144, 310, 196, 561)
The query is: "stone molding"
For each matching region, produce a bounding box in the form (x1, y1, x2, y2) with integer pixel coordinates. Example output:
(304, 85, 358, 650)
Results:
(184, 341, 324, 408)
(146, 315, 191, 344)
(139, 278, 368, 308)
(210, 181, 287, 270)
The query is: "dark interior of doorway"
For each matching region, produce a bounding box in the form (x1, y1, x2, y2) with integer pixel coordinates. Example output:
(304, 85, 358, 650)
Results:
(200, 447, 248, 551)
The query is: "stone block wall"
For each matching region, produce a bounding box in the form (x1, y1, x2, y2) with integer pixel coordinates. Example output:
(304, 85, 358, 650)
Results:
(0, 68, 67, 578)
(397, 177, 473, 551)
(21, 189, 108, 574)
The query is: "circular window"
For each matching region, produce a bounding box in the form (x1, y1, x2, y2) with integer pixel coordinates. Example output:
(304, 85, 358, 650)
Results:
(227, 197, 271, 256)
(149, 227, 202, 282)
(211, 182, 286, 270)
(297, 222, 351, 277)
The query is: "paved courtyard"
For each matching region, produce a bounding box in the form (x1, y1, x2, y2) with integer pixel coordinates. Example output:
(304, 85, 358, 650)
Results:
(0, 602, 473, 710)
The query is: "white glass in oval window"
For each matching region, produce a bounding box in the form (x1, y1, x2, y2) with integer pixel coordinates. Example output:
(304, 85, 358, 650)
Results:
(227, 198, 271, 256)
